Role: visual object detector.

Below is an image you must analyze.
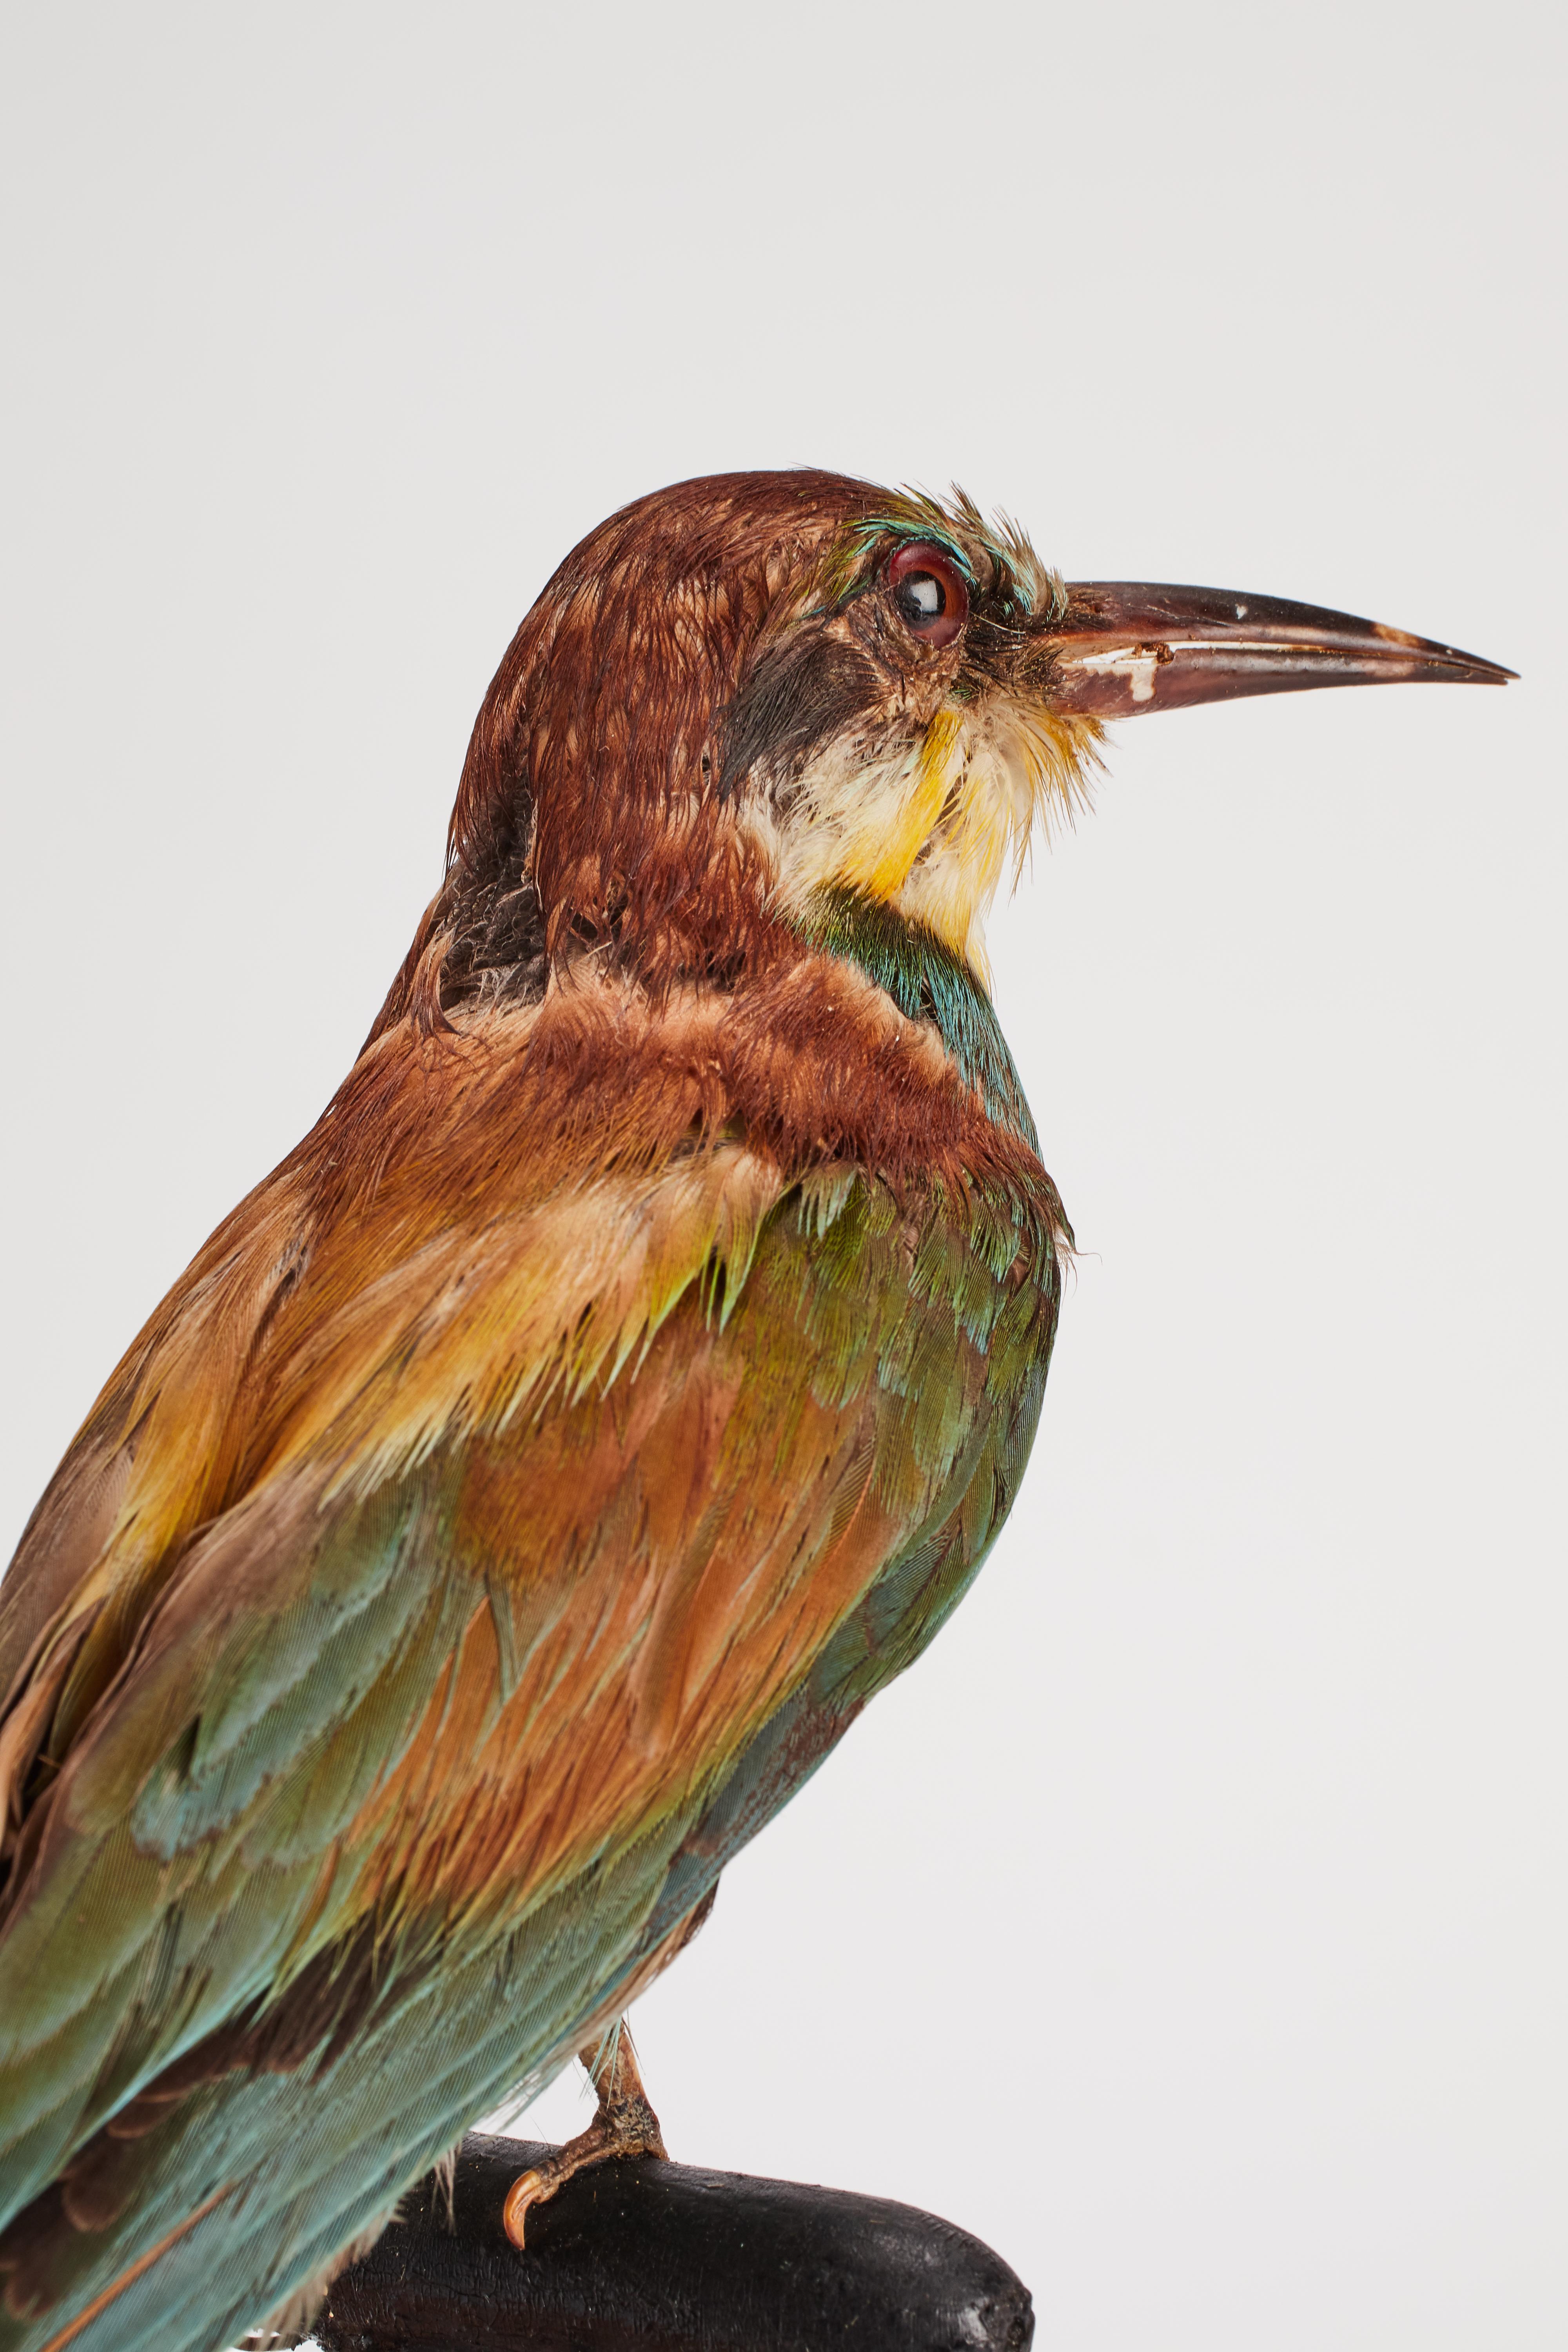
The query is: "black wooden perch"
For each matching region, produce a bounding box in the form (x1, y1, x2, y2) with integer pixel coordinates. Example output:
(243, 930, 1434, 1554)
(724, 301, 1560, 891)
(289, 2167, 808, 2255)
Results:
(314, 2129, 1034, 2352)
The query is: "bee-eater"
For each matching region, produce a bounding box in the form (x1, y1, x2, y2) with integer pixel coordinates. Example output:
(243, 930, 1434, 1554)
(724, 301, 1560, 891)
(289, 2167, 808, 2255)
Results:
(0, 472, 1511, 2352)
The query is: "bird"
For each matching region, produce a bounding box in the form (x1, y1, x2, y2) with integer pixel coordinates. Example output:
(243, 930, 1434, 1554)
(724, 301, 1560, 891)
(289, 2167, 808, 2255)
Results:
(0, 470, 1512, 2352)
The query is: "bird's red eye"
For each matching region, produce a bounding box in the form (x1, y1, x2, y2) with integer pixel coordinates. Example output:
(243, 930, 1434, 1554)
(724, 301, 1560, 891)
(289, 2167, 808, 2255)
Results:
(887, 541, 969, 647)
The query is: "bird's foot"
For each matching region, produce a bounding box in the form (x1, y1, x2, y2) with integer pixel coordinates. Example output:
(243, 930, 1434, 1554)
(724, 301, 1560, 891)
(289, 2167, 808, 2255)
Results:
(503, 2019, 667, 2247)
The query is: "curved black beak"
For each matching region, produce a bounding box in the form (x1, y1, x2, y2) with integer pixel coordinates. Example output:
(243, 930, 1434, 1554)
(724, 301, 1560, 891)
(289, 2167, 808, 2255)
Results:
(1042, 583, 1516, 719)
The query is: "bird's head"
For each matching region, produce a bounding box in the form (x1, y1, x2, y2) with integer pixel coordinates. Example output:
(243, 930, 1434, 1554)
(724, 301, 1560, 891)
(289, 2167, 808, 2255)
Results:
(378, 470, 1511, 1034)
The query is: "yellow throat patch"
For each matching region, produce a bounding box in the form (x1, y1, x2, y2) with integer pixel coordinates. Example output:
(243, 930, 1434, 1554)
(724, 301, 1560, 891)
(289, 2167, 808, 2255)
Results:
(772, 695, 1099, 980)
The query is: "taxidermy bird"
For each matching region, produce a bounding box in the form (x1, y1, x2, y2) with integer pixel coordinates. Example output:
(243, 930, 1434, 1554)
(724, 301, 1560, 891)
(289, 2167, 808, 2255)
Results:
(0, 471, 1511, 2352)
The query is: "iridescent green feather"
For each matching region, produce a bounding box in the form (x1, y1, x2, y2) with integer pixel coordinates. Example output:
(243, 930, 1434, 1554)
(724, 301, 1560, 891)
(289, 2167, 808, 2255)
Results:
(0, 1144, 1059, 2352)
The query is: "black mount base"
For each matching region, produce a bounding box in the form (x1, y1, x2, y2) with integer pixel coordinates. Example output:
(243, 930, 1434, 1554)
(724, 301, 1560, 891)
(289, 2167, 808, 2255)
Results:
(315, 2129, 1034, 2352)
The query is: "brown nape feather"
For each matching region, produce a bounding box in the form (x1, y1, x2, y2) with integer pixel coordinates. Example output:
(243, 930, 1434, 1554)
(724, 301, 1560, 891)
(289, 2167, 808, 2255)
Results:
(330, 954, 1047, 1250)
(368, 470, 889, 1042)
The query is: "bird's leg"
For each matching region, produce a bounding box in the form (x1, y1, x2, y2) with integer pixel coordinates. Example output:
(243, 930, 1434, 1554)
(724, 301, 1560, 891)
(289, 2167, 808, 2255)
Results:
(503, 2019, 668, 2247)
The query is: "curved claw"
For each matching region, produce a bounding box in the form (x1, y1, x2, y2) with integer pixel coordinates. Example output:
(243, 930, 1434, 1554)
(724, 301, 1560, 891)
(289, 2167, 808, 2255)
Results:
(501, 2156, 566, 2249)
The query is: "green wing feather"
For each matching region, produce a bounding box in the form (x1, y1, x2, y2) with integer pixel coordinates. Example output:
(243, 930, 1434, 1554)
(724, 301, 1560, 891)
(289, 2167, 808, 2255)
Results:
(0, 1144, 1059, 2352)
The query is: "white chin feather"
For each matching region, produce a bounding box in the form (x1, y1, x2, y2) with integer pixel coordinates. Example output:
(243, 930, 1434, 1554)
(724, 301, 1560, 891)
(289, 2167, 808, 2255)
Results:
(750, 695, 1098, 979)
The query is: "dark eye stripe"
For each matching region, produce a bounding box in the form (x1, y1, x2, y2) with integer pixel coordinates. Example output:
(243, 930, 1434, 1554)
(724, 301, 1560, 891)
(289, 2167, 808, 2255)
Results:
(717, 637, 880, 799)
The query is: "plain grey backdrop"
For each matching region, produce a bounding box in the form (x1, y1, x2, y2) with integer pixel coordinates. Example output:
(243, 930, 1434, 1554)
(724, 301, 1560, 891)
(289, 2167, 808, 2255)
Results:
(2, 5, 1563, 2346)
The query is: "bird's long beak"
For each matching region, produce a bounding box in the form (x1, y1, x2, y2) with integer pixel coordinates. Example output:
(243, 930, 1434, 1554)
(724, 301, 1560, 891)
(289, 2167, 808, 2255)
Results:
(1041, 582, 1515, 719)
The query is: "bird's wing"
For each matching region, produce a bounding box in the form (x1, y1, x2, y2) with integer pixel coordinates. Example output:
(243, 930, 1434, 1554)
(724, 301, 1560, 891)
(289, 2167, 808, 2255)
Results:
(0, 1081, 1059, 2347)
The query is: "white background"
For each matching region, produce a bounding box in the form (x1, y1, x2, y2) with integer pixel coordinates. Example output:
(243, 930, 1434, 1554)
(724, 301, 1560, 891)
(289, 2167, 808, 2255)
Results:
(2, 6, 1564, 2346)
